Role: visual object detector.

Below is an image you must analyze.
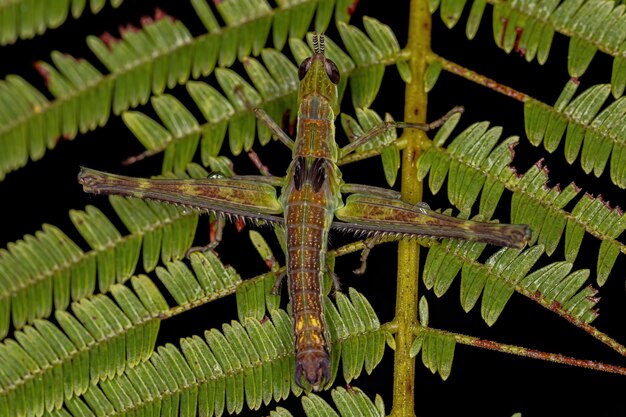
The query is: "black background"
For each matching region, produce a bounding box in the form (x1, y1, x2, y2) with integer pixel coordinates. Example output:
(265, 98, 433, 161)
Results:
(1, 1, 625, 416)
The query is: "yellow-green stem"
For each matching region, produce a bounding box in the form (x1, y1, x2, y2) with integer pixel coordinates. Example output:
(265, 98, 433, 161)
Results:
(390, 1, 430, 416)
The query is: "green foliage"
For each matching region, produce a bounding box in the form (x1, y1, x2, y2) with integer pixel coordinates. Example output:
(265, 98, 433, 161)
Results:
(120, 22, 407, 174)
(0, 276, 163, 417)
(341, 108, 400, 186)
(0, 0, 126, 45)
(302, 386, 385, 417)
(1, 0, 625, 415)
(0, 166, 203, 339)
(418, 119, 626, 284)
(431, 0, 626, 96)
(525, 81, 626, 187)
(0, 0, 339, 180)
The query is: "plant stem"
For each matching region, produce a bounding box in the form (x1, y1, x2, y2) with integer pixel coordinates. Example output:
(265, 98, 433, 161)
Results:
(428, 327, 626, 376)
(428, 52, 530, 102)
(390, 1, 430, 416)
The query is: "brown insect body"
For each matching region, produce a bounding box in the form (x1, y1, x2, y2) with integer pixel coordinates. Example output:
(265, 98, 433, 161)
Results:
(77, 33, 532, 394)
(282, 40, 343, 390)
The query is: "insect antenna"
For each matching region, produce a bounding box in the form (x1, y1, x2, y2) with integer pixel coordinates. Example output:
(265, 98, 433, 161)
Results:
(312, 32, 320, 54)
(319, 33, 325, 55)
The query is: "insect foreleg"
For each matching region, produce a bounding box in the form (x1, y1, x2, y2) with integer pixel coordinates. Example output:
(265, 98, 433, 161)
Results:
(235, 87, 295, 150)
(253, 107, 296, 149)
(340, 105, 464, 157)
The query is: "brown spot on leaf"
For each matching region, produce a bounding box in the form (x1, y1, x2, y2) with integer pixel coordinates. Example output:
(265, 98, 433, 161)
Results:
(140, 15, 154, 26)
(347, 0, 360, 15)
(33, 62, 50, 85)
(154, 8, 169, 20)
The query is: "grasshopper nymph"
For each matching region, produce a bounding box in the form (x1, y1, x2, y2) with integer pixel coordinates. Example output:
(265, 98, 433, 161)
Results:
(79, 33, 530, 391)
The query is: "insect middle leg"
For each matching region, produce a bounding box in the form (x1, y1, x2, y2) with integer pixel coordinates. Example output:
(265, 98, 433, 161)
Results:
(340, 105, 464, 157)
(186, 214, 226, 257)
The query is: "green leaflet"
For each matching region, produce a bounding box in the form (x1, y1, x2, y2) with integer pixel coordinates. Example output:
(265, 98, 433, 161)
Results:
(430, 0, 625, 93)
(424, 60, 442, 92)
(0, 0, 343, 181)
(525, 82, 626, 188)
(439, 0, 467, 29)
(0, 166, 204, 339)
(419, 119, 625, 286)
(0, 278, 163, 417)
(120, 25, 405, 175)
(49, 289, 384, 417)
(466, 0, 487, 39)
(423, 242, 599, 326)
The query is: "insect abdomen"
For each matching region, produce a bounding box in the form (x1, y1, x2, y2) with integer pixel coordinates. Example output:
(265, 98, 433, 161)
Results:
(285, 164, 334, 391)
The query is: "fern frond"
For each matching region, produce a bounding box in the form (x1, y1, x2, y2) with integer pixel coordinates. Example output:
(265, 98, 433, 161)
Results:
(156, 251, 242, 308)
(525, 81, 626, 188)
(417, 120, 626, 286)
(0, 277, 164, 417)
(54, 288, 385, 417)
(0, 169, 202, 339)
(423, 241, 599, 326)
(269, 406, 295, 417)
(337, 21, 385, 108)
(0, 0, 340, 181)
(430, 0, 626, 97)
(236, 272, 281, 322)
(302, 387, 384, 417)
(158, 251, 384, 386)
(0, 0, 124, 45)
(410, 328, 456, 381)
(122, 21, 406, 173)
(0, 245, 272, 417)
(326, 289, 385, 384)
(510, 163, 625, 287)
(418, 120, 515, 217)
(564, 193, 625, 286)
(408, 296, 457, 380)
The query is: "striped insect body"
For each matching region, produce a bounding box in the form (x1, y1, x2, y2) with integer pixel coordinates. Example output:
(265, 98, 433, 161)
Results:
(78, 32, 531, 393)
(283, 35, 343, 389)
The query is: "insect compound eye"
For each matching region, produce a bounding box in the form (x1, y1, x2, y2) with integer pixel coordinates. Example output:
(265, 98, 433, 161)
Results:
(298, 58, 312, 80)
(324, 59, 340, 84)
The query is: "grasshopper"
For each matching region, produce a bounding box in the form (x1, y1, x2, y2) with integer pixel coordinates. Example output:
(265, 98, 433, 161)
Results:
(78, 33, 530, 391)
